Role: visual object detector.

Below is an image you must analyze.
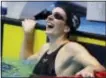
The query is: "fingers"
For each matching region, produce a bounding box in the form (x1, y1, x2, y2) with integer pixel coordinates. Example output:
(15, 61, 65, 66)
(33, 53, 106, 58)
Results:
(22, 18, 36, 26)
(22, 19, 36, 24)
(21, 19, 37, 33)
(82, 73, 94, 78)
(75, 72, 94, 78)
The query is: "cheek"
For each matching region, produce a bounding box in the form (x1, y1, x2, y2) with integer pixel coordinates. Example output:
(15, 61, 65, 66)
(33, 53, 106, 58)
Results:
(54, 20, 65, 28)
(54, 21, 65, 32)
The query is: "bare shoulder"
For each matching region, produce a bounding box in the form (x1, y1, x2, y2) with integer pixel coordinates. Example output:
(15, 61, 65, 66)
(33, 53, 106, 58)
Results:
(27, 43, 49, 62)
(55, 42, 87, 75)
(55, 42, 84, 63)
(41, 43, 49, 50)
(36, 43, 49, 57)
(65, 42, 89, 54)
(65, 42, 85, 49)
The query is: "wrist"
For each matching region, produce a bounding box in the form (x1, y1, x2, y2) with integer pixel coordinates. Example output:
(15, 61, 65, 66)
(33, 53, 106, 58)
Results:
(24, 30, 35, 35)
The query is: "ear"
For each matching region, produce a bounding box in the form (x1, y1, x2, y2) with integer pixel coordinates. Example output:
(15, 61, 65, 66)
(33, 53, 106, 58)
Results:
(64, 26, 70, 33)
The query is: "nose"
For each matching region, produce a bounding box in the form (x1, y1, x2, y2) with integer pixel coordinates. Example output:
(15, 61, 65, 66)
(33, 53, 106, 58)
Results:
(46, 15, 54, 21)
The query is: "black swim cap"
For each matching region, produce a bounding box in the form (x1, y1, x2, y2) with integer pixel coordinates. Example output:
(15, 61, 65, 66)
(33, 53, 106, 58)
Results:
(55, 1, 80, 32)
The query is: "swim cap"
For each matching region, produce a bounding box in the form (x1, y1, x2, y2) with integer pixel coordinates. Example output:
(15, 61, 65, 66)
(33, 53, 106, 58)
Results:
(55, 1, 80, 32)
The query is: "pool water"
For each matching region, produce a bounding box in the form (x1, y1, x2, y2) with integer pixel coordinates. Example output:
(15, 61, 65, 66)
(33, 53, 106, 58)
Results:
(2, 59, 35, 77)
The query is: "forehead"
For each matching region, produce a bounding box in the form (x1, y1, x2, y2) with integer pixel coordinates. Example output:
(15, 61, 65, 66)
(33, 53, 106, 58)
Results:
(52, 7, 67, 18)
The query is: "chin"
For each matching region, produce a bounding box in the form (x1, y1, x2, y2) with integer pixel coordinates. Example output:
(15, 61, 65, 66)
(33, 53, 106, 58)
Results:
(46, 32, 57, 37)
(45, 29, 59, 37)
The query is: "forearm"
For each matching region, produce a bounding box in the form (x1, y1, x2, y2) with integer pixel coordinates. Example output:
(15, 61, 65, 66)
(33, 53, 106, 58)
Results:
(76, 65, 106, 75)
(20, 32, 35, 60)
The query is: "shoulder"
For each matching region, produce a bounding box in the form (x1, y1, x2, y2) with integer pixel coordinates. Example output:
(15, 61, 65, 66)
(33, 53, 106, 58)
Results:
(65, 42, 85, 49)
(36, 43, 49, 56)
(55, 42, 83, 61)
(27, 43, 49, 62)
(64, 42, 94, 62)
(41, 43, 49, 50)
(65, 42, 88, 52)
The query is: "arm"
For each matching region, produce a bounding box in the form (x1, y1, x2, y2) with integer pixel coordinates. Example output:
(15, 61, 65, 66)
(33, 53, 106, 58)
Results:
(20, 19, 37, 60)
(55, 42, 105, 77)
(73, 43, 106, 77)
(20, 19, 49, 64)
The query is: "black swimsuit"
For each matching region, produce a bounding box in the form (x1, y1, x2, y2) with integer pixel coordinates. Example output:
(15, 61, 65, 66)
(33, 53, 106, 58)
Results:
(32, 43, 66, 76)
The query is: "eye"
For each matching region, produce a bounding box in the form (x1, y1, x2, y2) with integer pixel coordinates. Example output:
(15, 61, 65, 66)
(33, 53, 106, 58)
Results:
(54, 12, 64, 20)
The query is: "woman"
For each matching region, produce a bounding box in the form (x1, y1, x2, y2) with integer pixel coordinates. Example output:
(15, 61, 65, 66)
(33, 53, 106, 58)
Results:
(21, 2, 105, 77)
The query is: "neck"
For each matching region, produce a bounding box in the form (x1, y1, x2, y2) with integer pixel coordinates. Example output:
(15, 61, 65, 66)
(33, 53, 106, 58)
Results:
(48, 35, 66, 44)
(47, 34, 69, 52)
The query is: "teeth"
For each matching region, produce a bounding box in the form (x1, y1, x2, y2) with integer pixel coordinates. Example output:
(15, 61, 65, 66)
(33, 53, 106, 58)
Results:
(48, 25, 54, 28)
(47, 23, 52, 25)
(47, 22, 54, 28)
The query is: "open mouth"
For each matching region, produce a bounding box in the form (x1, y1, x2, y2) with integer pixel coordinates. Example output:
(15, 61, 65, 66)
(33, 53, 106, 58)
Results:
(47, 22, 54, 29)
(48, 25, 54, 28)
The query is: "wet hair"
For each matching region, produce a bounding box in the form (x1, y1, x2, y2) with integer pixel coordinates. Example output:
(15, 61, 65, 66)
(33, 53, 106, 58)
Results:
(55, 1, 80, 38)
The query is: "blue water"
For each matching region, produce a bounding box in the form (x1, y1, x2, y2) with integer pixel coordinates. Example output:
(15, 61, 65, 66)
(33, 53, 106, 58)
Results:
(2, 59, 35, 77)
